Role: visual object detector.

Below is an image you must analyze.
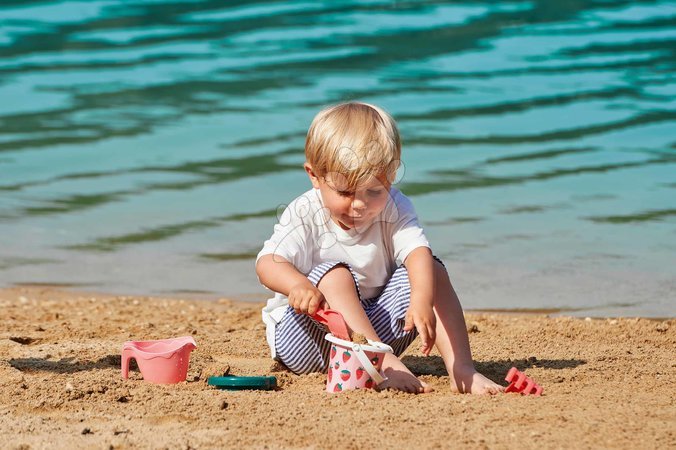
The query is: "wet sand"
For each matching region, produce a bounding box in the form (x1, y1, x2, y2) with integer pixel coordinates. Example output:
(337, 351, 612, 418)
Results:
(1, 287, 674, 449)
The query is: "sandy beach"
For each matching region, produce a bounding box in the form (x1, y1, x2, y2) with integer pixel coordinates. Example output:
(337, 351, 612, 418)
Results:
(1, 286, 673, 449)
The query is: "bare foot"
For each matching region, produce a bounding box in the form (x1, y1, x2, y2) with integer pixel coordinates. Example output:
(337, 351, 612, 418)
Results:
(377, 353, 434, 394)
(450, 366, 504, 395)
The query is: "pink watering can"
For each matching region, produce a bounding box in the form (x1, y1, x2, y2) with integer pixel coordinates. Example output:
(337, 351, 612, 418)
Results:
(121, 336, 197, 384)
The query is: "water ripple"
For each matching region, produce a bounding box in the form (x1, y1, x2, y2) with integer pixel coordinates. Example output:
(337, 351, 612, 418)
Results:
(0, 0, 674, 314)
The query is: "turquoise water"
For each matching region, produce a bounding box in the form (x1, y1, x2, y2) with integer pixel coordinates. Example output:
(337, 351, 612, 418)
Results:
(0, 1, 674, 316)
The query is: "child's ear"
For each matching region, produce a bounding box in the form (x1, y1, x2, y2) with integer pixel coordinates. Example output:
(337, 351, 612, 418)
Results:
(304, 163, 321, 189)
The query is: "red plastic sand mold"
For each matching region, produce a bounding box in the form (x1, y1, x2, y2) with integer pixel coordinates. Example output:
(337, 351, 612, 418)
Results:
(505, 367, 543, 396)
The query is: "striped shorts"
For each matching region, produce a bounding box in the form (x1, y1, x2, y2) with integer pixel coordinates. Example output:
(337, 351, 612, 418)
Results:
(274, 260, 422, 375)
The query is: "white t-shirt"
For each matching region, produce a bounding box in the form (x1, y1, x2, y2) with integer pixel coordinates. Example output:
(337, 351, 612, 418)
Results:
(257, 187, 430, 357)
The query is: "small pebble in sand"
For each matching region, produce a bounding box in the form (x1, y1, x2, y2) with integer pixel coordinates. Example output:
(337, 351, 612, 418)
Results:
(269, 361, 287, 372)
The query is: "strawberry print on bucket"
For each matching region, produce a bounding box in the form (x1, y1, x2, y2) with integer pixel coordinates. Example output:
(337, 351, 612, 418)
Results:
(324, 333, 393, 393)
(312, 308, 394, 393)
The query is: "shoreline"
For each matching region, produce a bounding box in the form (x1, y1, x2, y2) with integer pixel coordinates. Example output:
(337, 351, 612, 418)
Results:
(6, 282, 674, 320)
(1, 286, 674, 449)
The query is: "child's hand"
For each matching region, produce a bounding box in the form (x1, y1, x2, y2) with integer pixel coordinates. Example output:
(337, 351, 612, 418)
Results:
(289, 281, 326, 315)
(403, 303, 436, 356)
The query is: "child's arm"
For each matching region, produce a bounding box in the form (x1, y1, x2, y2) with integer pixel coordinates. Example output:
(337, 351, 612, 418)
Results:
(403, 246, 437, 356)
(256, 254, 325, 315)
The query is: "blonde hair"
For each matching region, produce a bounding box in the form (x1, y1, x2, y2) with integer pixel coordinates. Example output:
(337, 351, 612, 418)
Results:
(305, 102, 401, 190)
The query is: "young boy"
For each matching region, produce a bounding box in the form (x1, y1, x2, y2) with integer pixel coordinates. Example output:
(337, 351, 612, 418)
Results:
(256, 102, 503, 394)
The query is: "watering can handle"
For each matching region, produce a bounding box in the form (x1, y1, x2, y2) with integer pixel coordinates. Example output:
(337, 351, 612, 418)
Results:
(312, 308, 351, 341)
(121, 346, 132, 379)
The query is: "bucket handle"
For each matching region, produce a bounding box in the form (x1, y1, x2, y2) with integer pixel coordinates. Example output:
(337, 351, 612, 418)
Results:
(351, 342, 389, 385)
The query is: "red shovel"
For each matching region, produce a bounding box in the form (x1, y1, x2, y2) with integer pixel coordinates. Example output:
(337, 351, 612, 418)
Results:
(312, 308, 351, 341)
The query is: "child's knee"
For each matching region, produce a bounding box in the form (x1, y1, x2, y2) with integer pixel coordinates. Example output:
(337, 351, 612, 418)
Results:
(317, 264, 356, 290)
(433, 259, 451, 287)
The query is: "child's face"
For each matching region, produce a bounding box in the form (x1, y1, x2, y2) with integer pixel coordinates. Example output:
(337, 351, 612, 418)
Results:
(305, 164, 390, 231)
